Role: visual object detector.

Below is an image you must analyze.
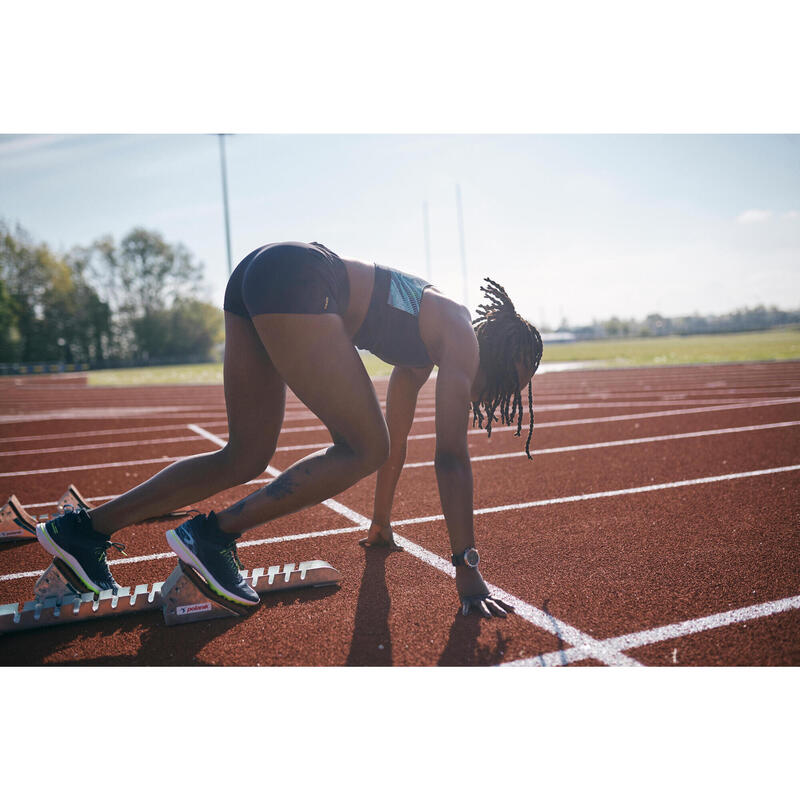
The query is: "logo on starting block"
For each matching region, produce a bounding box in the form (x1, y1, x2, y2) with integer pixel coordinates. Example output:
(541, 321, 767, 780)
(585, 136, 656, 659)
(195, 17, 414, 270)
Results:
(176, 601, 214, 616)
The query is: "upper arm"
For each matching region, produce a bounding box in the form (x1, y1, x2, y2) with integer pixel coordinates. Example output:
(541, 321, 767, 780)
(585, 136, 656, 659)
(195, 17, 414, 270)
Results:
(434, 308, 479, 457)
(385, 363, 433, 445)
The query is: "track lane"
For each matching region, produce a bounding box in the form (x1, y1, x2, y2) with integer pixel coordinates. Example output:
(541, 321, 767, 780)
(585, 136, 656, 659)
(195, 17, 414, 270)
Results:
(1, 360, 798, 665)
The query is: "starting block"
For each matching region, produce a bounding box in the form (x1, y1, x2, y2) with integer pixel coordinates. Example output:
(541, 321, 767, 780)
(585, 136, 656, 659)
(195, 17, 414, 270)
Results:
(0, 495, 39, 542)
(0, 557, 340, 634)
(57, 484, 94, 514)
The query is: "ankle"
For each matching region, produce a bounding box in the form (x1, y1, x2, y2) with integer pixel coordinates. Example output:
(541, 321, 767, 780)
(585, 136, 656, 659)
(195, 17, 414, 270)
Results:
(84, 510, 111, 540)
(208, 511, 241, 540)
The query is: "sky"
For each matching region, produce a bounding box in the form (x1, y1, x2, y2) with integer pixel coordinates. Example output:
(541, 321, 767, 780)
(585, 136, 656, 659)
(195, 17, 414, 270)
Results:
(1, 133, 798, 328)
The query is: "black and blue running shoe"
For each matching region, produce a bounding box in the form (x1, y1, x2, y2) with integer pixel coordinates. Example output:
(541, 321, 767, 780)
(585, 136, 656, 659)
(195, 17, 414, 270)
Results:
(165, 512, 259, 606)
(35, 508, 126, 594)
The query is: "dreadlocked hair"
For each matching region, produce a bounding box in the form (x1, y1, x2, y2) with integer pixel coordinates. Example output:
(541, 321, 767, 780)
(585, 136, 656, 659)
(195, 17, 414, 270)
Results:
(471, 277, 543, 459)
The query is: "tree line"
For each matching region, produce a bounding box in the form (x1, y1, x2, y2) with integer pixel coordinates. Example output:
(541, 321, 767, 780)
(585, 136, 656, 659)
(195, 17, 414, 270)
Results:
(0, 221, 223, 365)
(560, 307, 800, 339)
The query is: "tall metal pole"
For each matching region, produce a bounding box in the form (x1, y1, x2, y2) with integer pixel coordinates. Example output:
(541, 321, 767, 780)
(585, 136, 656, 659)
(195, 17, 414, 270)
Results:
(218, 133, 233, 276)
(455, 184, 468, 306)
(422, 200, 432, 280)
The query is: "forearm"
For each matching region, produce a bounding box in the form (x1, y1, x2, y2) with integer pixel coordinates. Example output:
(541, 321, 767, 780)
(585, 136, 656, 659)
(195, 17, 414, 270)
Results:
(434, 450, 474, 554)
(371, 443, 407, 525)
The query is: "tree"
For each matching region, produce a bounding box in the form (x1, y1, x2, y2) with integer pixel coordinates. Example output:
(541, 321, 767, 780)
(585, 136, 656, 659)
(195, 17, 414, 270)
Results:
(0, 220, 112, 362)
(132, 299, 223, 361)
(83, 227, 205, 359)
(0, 278, 21, 361)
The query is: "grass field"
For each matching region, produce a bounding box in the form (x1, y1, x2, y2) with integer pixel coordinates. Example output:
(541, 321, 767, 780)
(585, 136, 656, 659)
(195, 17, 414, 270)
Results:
(546, 328, 800, 367)
(87, 328, 800, 386)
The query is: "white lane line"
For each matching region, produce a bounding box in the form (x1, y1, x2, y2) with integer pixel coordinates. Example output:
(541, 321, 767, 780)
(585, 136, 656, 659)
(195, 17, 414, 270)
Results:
(21, 459, 800, 524)
(0, 421, 224, 445)
(531, 385, 800, 399)
(391, 533, 640, 666)
(17, 422, 800, 510)
(374, 463, 800, 528)
(5, 399, 798, 463)
(0, 406, 230, 423)
(0, 455, 193, 478)
(504, 594, 800, 667)
(4, 462, 798, 585)
(395, 397, 800, 445)
(0, 435, 206, 458)
(187, 424, 636, 667)
(4, 395, 797, 458)
(403, 420, 800, 468)
(431, 397, 800, 438)
(193, 419, 800, 469)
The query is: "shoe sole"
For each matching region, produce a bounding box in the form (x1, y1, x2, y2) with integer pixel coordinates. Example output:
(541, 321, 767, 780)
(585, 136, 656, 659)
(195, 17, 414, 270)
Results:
(35, 522, 103, 595)
(165, 529, 260, 607)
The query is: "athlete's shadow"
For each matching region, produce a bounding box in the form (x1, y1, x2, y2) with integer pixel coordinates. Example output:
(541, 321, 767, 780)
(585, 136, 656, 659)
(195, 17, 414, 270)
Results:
(345, 546, 393, 666)
(438, 611, 511, 666)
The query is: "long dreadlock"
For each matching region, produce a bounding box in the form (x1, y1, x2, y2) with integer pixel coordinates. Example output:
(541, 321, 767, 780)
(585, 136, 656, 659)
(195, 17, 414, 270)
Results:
(471, 277, 543, 459)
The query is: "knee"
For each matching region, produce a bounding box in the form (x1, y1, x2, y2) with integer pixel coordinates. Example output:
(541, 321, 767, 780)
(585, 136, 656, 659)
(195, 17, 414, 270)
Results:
(334, 426, 389, 475)
(219, 444, 272, 485)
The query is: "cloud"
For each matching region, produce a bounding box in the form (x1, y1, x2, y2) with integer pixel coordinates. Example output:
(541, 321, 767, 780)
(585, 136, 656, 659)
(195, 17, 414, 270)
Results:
(736, 209, 773, 224)
(782, 210, 799, 220)
(0, 134, 69, 157)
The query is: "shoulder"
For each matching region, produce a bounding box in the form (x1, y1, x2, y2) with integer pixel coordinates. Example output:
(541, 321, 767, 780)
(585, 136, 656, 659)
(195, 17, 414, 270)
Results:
(419, 288, 477, 368)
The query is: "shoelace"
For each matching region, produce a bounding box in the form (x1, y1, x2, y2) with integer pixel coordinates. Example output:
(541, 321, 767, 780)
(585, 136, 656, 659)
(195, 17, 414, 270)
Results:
(95, 540, 128, 565)
(219, 542, 244, 575)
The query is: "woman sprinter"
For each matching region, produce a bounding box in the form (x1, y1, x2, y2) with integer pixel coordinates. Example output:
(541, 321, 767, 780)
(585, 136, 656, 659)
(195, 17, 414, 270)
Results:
(36, 241, 542, 617)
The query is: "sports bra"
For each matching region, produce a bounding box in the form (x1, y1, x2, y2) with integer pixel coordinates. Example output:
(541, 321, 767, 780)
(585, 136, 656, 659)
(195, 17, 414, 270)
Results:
(352, 265, 433, 367)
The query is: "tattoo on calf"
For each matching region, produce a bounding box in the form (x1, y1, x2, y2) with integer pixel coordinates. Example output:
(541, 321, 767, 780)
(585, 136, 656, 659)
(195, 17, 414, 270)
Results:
(226, 472, 297, 520)
(264, 471, 297, 501)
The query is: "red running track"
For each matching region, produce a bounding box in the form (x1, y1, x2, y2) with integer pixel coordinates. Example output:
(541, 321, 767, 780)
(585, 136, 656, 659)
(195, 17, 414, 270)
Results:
(0, 361, 798, 666)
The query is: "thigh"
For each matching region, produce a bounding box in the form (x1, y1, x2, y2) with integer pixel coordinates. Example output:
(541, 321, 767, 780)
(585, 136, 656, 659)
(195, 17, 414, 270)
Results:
(223, 311, 286, 454)
(250, 313, 387, 453)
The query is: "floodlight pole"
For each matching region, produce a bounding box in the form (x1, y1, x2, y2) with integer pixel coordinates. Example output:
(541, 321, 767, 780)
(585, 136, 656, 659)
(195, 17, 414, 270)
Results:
(456, 184, 468, 306)
(422, 200, 432, 280)
(218, 133, 233, 276)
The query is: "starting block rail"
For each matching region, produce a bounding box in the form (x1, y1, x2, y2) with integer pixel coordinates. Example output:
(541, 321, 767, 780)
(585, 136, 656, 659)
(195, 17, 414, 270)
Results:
(0, 558, 341, 634)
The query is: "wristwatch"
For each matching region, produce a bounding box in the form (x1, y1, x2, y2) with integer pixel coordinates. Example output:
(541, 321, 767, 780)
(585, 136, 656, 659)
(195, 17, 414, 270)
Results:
(451, 546, 480, 568)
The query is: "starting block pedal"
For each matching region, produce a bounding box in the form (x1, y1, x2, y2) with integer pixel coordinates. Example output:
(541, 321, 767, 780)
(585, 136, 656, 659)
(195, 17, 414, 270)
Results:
(0, 495, 38, 542)
(161, 559, 341, 625)
(57, 484, 94, 514)
(0, 557, 341, 634)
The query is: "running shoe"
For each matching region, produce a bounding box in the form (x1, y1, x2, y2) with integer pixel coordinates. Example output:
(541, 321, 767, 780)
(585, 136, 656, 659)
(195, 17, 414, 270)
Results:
(35, 507, 126, 594)
(165, 512, 259, 606)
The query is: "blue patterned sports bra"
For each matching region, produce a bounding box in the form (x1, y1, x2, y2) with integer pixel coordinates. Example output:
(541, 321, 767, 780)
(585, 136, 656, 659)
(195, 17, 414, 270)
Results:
(352, 265, 433, 367)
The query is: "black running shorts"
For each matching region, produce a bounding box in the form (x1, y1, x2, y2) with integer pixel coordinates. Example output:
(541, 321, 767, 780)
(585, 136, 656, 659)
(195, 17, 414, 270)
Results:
(223, 241, 350, 318)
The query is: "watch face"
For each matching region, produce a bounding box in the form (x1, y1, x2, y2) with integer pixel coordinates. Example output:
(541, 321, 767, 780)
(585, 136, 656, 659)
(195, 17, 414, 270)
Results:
(464, 548, 480, 568)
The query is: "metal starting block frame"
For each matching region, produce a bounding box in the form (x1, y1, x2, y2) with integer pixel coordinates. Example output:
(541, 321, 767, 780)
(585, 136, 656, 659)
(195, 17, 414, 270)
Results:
(0, 558, 341, 634)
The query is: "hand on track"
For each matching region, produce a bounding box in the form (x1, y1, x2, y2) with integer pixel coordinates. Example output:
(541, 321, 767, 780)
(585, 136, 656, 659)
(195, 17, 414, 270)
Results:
(459, 594, 514, 618)
(456, 567, 514, 617)
(359, 523, 403, 551)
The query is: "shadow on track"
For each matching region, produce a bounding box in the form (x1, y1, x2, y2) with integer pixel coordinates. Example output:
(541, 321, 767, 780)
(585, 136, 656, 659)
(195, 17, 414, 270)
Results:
(0, 585, 339, 666)
(346, 546, 393, 666)
(437, 612, 511, 666)
(529, 599, 568, 666)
